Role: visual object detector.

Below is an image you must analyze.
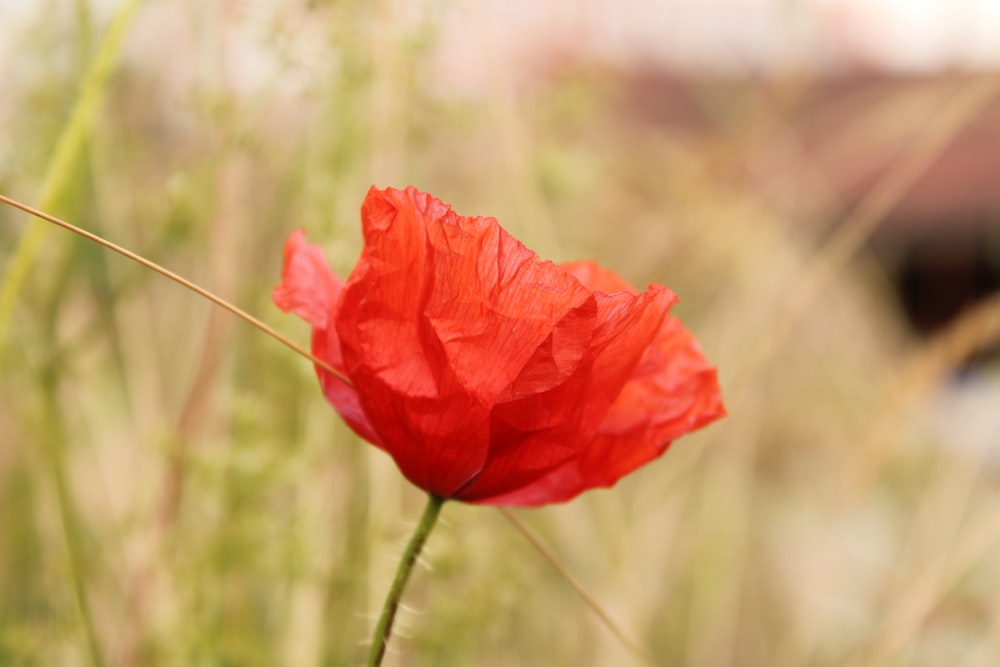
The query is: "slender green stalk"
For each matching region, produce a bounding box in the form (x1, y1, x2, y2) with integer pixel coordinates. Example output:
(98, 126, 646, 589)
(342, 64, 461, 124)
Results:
(0, 0, 142, 367)
(366, 494, 444, 667)
(40, 369, 105, 667)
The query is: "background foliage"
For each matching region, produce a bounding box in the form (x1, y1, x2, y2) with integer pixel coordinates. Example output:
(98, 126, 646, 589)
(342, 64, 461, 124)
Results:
(2, 2, 1000, 666)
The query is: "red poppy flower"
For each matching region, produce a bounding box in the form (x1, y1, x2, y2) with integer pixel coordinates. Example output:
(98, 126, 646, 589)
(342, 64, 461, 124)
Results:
(274, 186, 724, 506)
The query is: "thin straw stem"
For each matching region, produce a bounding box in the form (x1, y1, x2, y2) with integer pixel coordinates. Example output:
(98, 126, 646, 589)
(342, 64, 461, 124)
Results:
(0, 194, 352, 387)
(499, 508, 656, 667)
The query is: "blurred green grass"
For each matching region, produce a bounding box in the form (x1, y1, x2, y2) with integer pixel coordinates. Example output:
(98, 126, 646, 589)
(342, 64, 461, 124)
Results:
(2, 2, 1000, 666)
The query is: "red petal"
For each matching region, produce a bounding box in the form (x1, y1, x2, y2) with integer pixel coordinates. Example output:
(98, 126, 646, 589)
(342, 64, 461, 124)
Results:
(279, 192, 724, 507)
(456, 276, 676, 502)
(272, 229, 339, 329)
(312, 326, 383, 446)
(486, 313, 725, 506)
(272, 229, 381, 445)
(336, 186, 594, 497)
(560, 260, 635, 294)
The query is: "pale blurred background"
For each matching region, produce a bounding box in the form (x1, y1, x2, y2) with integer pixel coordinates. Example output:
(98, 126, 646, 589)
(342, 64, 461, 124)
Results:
(2, 1, 1000, 666)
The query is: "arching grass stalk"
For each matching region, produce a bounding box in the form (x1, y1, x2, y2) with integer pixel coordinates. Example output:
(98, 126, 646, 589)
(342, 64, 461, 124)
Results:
(0, 195, 349, 386)
(367, 494, 444, 667)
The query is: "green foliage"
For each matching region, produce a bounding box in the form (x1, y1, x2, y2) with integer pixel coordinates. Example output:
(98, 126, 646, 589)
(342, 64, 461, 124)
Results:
(2, 2, 999, 666)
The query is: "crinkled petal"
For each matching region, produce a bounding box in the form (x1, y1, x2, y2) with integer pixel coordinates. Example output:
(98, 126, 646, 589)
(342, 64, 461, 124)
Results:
(278, 194, 725, 507)
(336, 186, 591, 497)
(273, 229, 381, 445)
(312, 327, 383, 446)
(560, 260, 634, 295)
(455, 266, 677, 502)
(485, 313, 725, 506)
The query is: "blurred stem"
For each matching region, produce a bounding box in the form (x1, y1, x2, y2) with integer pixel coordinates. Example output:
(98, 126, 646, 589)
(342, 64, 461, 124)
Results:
(499, 508, 656, 667)
(0, 0, 141, 367)
(366, 494, 444, 667)
(40, 370, 105, 667)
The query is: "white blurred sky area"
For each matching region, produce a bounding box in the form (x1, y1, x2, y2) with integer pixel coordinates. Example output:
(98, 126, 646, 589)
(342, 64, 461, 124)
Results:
(433, 0, 1000, 82)
(2, 0, 1000, 81)
(436, 0, 1000, 83)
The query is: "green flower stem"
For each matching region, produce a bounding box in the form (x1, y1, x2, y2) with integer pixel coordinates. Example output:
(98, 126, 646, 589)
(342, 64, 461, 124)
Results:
(366, 493, 444, 667)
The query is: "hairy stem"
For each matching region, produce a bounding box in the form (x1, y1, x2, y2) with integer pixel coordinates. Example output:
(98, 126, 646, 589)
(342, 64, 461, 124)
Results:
(367, 494, 444, 667)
